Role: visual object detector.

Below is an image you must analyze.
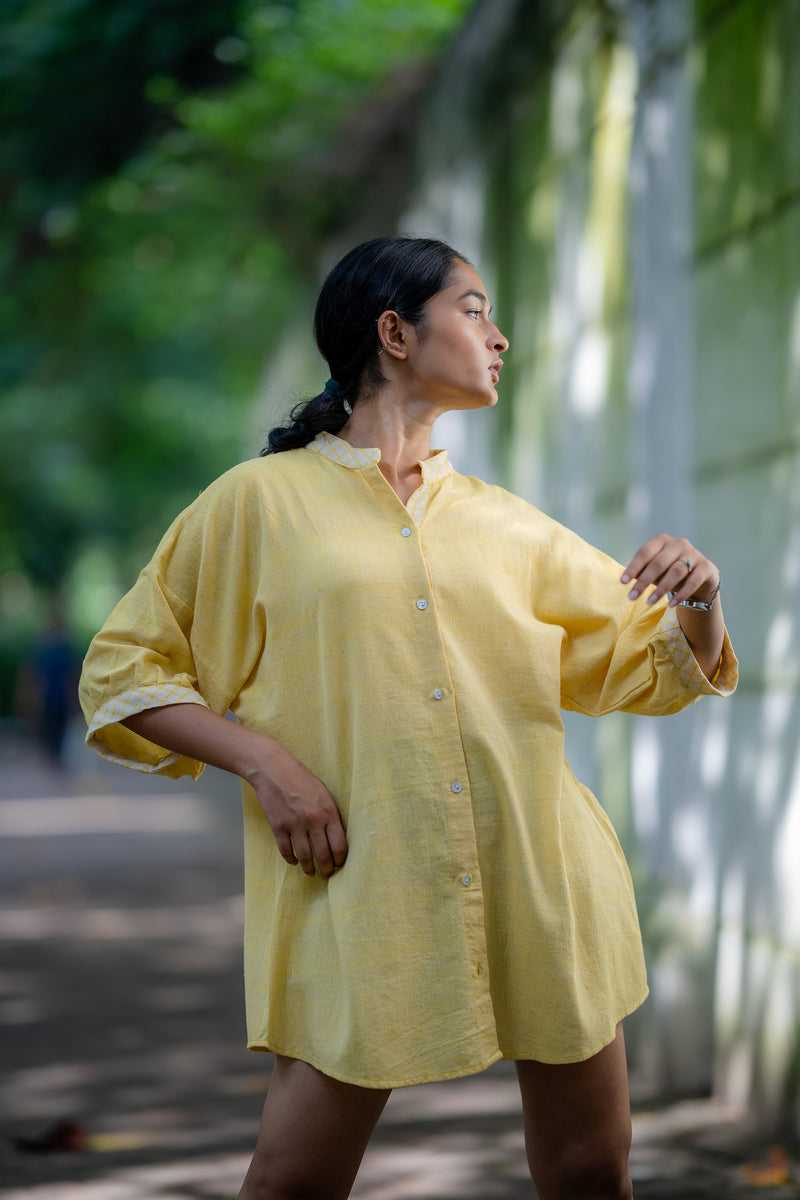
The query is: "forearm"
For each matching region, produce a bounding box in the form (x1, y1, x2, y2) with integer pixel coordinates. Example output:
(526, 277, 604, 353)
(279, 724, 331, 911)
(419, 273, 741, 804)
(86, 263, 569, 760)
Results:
(675, 599, 725, 682)
(121, 702, 282, 789)
(121, 702, 348, 877)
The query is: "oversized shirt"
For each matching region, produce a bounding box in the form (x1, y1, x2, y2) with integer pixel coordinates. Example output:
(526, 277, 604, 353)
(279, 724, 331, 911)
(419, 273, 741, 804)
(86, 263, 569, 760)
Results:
(79, 433, 738, 1088)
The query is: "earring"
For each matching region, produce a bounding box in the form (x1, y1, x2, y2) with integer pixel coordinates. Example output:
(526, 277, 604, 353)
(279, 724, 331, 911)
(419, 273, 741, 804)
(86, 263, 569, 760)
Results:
(343, 398, 353, 415)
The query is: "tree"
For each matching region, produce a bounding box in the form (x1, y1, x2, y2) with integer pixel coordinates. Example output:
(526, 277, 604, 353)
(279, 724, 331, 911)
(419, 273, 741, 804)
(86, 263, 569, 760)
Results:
(0, 0, 472, 708)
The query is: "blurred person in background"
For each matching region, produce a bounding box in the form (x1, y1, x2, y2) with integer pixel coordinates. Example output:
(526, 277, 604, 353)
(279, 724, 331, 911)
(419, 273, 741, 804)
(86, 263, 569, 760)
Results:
(80, 236, 737, 1200)
(16, 598, 78, 767)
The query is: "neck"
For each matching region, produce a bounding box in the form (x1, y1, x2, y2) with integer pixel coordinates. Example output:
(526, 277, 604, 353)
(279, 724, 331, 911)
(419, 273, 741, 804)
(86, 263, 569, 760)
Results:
(337, 388, 439, 503)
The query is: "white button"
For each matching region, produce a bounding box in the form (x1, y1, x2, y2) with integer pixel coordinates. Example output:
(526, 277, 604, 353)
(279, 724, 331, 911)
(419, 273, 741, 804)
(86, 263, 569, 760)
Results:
(450, 781, 463, 793)
(433, 688, 444, 700)
(416, 599, 428, 610)
(461, 874, 472, 887)
(400, 527, 412, 537)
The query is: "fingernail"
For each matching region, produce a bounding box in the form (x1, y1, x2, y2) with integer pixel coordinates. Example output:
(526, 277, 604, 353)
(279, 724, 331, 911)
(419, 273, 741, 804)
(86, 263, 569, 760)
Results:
(628, 588, 639, 600)
(647, 593, 659, 605)
(621, 573, 630, 584)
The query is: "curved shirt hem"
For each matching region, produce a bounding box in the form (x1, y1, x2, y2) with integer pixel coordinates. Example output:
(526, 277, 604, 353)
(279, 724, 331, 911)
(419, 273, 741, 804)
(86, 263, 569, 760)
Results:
(246, 1039, 505, 1090)
(245, 989, 650, 1088)
(499, 987, 650, 1066)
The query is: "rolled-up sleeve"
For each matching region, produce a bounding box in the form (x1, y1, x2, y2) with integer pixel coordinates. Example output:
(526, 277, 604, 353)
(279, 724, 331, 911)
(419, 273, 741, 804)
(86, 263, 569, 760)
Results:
(79, 465, 268, 778)
(546, 525, 738, 717)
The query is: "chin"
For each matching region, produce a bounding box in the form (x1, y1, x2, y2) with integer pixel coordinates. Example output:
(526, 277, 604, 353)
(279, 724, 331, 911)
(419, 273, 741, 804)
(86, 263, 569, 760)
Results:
(443, 385, 499, 412)
(475, 388, 499, 409)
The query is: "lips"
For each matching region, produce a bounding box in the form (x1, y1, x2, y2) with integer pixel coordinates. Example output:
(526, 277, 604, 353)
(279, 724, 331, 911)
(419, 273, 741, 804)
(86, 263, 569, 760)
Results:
(489, 360, 503, 383)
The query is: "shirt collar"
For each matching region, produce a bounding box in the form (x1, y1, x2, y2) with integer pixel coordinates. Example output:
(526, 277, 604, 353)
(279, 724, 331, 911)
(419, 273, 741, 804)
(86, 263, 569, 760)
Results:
(308, 431, 453, 481)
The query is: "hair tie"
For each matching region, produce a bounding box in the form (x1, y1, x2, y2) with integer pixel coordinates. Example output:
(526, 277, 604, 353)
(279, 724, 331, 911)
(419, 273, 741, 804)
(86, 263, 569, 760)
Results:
(324, 378, 342, 397)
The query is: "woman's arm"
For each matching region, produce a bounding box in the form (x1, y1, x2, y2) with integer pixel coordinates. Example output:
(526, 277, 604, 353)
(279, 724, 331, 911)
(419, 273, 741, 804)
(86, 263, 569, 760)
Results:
(122, 704, 347, 879)
(621, 535, 725, 681)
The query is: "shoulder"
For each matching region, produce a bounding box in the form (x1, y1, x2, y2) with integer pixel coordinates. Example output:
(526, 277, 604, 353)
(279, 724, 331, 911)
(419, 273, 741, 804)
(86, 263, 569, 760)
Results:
(134, 452, 323, 575)
(176, 447, 326, 523)
(445, 470, 615, 564)
(447, 471, 563, 534)
(199, 447, 319, 496)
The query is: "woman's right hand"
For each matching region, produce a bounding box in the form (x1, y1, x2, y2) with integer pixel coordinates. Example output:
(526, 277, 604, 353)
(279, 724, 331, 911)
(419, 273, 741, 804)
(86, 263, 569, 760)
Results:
(246, 742, 348, 879)
(121, 703, 347, 879)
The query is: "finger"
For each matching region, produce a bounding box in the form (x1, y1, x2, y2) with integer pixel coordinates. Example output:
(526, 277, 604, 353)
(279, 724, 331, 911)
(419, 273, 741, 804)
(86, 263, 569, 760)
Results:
(625, 539, 695, 599)
(326, 819, 348, 869)
(290, 833, 317, 876)
(620, 536, 669, 586)
(645, 557, 695, 605)
(273, 829, 299, 867)
(668, 565, 718, 608)
(666, 567, 700, 607)
(626, 546, 681, 599)
(308, 827, 336, 878)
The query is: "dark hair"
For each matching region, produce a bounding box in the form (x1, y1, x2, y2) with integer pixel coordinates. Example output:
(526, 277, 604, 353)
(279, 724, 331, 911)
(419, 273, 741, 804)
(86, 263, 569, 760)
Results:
(262, 235, 467, 454)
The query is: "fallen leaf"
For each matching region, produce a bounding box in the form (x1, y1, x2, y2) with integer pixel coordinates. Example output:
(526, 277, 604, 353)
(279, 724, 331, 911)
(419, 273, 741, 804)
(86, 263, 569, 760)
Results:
(741, 1145, 794, 1186)
(12, 1119, 89, 1153)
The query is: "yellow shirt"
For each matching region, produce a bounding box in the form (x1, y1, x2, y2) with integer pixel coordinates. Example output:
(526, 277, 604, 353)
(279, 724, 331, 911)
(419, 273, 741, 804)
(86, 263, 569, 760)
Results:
(79, 433, 737, 1087)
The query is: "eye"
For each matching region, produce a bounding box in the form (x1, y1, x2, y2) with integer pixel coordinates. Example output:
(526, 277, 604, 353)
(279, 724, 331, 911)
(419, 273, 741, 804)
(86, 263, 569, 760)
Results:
(465, 309, 482, 320)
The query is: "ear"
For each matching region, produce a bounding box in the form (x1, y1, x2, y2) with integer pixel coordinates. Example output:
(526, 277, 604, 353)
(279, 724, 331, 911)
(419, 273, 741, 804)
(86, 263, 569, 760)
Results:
(376, 310, 409, 360)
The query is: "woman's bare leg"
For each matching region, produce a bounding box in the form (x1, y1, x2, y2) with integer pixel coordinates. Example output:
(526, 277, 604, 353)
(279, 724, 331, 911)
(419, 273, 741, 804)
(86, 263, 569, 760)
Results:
(515, 1023, 633, 1200)
(239, 1055, 391, 1200)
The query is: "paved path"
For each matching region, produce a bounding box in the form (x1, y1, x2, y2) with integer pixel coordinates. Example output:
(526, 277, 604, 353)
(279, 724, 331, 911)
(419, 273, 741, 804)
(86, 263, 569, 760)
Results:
(1, 726, 797, 1198)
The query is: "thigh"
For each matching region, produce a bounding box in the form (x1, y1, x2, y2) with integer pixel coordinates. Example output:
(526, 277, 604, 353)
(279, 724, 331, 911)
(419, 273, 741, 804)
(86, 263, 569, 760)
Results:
(240, 1055, 391, 1200)
(515, 1024, 633, 1200)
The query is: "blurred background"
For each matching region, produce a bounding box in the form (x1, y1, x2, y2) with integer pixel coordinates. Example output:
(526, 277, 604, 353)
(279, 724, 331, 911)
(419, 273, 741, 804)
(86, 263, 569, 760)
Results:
(1, 0, 799, 1194)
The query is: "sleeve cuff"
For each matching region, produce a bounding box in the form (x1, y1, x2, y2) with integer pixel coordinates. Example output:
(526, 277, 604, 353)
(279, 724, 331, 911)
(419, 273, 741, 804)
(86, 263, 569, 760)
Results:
(657, 605, 738, 696)
(86, 684, 209, 773)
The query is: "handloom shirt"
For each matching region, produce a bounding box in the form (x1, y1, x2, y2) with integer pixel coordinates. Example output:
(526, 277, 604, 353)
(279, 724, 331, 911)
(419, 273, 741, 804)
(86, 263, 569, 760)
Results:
(79, 433, 738, 1088)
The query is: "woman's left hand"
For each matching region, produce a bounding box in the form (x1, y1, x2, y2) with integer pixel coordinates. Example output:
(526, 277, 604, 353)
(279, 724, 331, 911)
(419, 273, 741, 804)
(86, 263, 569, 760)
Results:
(621, 535, 720, 608)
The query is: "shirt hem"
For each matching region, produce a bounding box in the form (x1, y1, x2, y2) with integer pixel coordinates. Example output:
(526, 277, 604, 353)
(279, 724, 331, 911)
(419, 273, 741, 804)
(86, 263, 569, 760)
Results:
(245, 988, 650, 1086)
(499, 987, 650, 1066)
(246, 1038, 504, 1090)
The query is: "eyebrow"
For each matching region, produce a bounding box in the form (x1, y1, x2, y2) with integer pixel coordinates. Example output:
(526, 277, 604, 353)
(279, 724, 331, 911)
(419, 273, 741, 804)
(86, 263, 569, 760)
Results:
(457, 289, 493, 314)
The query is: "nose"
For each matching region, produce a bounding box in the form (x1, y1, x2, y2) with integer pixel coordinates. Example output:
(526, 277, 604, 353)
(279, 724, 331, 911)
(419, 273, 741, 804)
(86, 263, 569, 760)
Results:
(489, 323, 509, 353)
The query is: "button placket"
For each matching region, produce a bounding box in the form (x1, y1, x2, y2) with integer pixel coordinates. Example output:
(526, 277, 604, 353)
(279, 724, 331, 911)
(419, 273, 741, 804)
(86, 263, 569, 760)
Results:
(389, 490, 488, 1008)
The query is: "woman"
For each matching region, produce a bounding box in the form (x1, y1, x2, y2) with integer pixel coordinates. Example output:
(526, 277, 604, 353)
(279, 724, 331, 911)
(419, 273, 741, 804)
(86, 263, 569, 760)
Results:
(80, 236, 737, 1199)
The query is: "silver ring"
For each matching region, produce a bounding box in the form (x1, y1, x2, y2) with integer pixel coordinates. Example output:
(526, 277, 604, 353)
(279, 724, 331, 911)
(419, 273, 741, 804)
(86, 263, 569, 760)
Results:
(680, 557, 692, 571)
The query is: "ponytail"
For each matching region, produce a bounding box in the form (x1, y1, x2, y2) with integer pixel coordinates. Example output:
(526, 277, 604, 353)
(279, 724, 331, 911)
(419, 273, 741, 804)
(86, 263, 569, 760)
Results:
(262, 381, 353, 455)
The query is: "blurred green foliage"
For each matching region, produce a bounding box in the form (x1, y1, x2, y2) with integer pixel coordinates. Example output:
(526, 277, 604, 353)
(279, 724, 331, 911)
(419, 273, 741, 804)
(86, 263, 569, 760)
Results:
(0, 0, 471, 708)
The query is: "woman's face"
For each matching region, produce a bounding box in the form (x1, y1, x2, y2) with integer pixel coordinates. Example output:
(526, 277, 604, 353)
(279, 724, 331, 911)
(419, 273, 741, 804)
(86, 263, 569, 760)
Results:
(402, 261, 509, 412)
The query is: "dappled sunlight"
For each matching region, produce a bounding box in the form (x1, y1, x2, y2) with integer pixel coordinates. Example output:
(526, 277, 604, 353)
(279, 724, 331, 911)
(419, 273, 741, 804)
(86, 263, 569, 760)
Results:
(631, 722, 661, 842)
(1, 895, 244, 943)
(774, 755, 800, 941)
(0, 793, 217, 838)
(699, 703, 731, 791)
(790, 291, 800, 388)
(569, 326, 608, 417)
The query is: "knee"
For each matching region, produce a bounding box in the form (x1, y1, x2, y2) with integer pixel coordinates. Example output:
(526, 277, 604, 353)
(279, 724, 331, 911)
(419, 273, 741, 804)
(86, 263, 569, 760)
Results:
(239, 1170, 320, 1200)
(239, 1151, 356, 1200)
(532, 1138, 633, 1200)
(239, 1159, 319, 1200)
